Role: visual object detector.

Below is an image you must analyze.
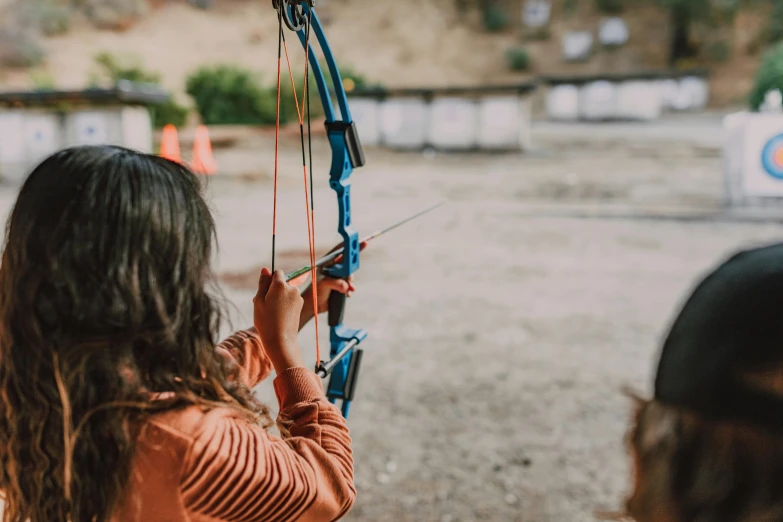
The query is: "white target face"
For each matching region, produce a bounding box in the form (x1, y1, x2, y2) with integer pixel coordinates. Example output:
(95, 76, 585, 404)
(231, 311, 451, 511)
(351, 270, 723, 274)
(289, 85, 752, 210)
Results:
(0, 112, 25, 164)
(522, 0, 551, 28)
(741, 114, 783, 197)
(23, 114, 60, 160)
(73, 113, 108, 145)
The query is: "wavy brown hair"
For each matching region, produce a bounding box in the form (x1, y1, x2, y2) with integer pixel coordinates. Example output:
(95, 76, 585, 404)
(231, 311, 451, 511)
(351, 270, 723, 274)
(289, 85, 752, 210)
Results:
(0, 146, 270, 522)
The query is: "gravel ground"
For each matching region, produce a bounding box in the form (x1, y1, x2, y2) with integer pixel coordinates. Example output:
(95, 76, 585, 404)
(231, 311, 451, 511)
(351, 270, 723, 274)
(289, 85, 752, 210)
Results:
(2, 115, 781, 521)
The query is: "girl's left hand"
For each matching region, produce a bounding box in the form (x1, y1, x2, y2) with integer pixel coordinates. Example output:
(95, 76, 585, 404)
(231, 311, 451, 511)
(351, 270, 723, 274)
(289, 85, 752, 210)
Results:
(299, 275, 355, 330)
(298, 239, 366, 329)
(309, 275, 355, 313)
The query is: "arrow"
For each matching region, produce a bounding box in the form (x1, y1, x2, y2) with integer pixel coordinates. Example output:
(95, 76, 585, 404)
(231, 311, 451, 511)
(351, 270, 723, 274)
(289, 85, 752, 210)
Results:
(286, 201, 445, 283)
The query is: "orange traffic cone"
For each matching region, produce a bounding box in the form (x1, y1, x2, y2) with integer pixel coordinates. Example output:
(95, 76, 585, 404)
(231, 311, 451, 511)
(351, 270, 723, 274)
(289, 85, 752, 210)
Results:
(192, 125, 216, 175)
(159, 124, 181, 163)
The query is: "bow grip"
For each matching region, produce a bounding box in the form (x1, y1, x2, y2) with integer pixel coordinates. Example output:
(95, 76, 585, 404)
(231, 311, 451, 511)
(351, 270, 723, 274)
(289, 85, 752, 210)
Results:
(328, 291, 346, 327)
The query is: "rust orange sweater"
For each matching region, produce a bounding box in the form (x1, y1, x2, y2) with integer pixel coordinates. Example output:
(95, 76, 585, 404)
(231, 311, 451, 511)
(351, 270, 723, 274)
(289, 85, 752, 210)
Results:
(114, 329, 356, 522)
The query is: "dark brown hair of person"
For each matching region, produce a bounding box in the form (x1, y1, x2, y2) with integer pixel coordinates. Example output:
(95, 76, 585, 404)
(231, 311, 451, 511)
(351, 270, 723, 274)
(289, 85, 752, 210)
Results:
(0, 146, 271, 522)
(621, 391, 783, 522)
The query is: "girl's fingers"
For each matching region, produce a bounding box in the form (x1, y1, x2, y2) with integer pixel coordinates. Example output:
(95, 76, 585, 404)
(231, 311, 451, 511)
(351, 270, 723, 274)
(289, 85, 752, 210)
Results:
(288, 272, 310, 288)
(255, 267, 273, 301)
(321, 278, 350, 294)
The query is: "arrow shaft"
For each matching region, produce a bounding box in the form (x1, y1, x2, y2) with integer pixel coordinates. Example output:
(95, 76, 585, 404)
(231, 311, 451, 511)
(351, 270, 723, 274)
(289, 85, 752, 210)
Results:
(285, 201, 444, 282)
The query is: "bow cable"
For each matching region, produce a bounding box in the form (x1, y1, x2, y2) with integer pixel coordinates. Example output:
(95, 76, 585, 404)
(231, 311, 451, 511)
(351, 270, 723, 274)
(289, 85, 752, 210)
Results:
(275, 2, 322, 367)
(272, 7, 283, 273)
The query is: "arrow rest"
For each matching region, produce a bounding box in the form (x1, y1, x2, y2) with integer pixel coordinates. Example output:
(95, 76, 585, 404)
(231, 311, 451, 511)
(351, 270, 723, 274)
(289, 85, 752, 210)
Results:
(272, 0, 315, 31)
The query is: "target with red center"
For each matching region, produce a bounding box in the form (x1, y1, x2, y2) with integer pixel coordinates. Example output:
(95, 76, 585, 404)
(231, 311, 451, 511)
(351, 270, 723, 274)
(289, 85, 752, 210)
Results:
(761, 133, 783, 179)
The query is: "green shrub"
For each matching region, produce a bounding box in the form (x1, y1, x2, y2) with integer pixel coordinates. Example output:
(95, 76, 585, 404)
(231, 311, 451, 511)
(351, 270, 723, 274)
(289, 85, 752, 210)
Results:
(186, 62, 377, 127)
(186, 64, 275, 125)
(482, 3, 509, 32)
(93, 51, 160, 84)
(749, 42, 783, 110)
(29, 69, 56, 90)
(277, 73, 324, 124)
(149, 99, 189, 128)
(505, 47, 532, 71)
(335, 64, 375, 91)
(594, 0, 623, 13)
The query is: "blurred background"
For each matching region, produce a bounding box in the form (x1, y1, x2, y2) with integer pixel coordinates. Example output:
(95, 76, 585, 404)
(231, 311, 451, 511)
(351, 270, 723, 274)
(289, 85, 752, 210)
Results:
(2, 0, 783, 521)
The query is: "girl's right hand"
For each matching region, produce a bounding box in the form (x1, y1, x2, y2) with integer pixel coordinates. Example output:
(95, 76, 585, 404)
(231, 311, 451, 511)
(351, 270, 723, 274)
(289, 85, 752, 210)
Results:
(253, 268, 306, 373)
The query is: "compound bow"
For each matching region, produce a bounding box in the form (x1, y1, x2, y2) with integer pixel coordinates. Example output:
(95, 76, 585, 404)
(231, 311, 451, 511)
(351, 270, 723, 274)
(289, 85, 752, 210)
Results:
(272, 0, 366, 418)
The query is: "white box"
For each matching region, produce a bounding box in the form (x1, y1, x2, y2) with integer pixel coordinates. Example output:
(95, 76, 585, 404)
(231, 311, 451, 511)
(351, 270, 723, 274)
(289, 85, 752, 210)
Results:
(428, 97, 478, 150)
(347, 97, 381, 147)
(580, 81, 617, 121)
(547, 85, 580, 121)
(379, 98, 429, 149)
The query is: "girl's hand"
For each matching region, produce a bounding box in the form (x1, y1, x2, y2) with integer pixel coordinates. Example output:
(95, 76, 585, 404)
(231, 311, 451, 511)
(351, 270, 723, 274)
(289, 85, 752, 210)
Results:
(298, 240, 367, 329)
(254, 268, 305, 373)
(314, 276, 355, 310)
(299, 276, 354, 330)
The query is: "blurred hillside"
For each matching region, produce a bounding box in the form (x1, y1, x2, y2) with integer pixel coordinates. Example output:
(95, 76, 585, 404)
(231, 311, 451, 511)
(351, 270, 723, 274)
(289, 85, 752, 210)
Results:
(0, 0, 775, 108)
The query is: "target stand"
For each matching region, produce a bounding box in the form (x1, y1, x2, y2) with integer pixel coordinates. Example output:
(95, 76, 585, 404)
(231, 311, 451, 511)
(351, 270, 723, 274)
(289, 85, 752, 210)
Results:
(723, 112, 783, 209)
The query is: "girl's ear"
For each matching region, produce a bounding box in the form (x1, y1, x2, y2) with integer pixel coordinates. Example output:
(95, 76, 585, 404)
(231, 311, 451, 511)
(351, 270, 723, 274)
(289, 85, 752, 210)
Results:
(621, 386, 648, 409)
(637, 402, 680, 453)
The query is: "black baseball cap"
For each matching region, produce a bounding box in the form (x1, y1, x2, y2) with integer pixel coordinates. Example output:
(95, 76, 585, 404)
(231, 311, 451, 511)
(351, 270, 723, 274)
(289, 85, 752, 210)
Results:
(655, 242, 783, 431)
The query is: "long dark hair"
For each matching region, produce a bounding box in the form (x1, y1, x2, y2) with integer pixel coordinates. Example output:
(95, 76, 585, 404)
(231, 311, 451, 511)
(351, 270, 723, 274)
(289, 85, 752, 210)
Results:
(0, 146, 269, 522)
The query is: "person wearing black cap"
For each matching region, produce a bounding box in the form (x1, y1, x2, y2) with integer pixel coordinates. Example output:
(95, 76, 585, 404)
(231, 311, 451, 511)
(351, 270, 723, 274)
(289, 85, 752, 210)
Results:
(623, 243, 783, 522)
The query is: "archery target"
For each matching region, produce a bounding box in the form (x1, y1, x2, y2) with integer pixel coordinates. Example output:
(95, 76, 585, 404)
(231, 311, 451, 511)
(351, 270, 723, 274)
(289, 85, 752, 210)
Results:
(428, 97, 478, 150)
(680, 76, 709, 111)
(599, 17, 629, 47)
(478, 95, 528, 150)
(580, 81, 617, 121)
(658, 79, 680, 111)
(761, 134, 783, 179)
(522, 0, 551, 28)
(379, 99, 429, 149)
(0, 111, 25, 164)
(546, 85, 580, 121)
(740, 114, 783, 197)
(71, 112, 109, 145)
(22, 113, 61, 162)
(616, 81, 662, 121)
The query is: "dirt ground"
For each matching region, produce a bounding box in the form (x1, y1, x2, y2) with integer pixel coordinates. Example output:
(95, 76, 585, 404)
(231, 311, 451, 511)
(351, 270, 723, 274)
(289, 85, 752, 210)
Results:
(186, 114, 781, 521)
(3, 114, 783, 521)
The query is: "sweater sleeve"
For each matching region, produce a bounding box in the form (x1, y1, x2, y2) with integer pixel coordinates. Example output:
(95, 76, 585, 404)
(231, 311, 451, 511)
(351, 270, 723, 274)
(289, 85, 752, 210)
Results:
(179, 367, 356, 522)
(217, 327, 273, 388)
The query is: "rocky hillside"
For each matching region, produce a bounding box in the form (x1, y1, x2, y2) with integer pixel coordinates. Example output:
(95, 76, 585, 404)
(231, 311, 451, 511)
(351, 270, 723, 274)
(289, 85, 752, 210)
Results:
(0, 0, 773, 108)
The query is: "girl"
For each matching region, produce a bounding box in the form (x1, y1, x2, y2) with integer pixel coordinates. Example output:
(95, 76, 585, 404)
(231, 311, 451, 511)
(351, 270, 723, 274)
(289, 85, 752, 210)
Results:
(623, 243, 783, 521)
(0, 145, 356, 522)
